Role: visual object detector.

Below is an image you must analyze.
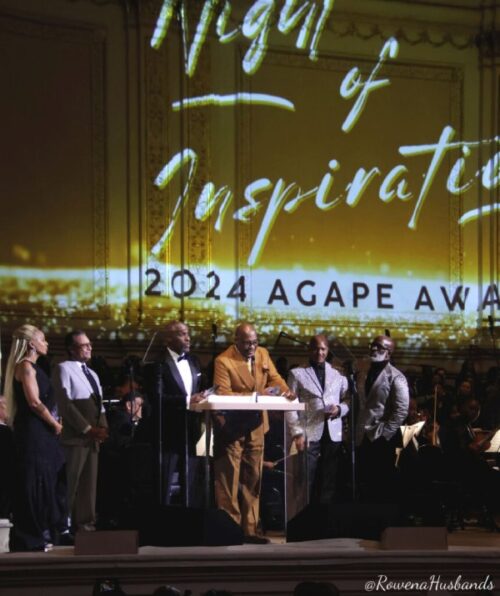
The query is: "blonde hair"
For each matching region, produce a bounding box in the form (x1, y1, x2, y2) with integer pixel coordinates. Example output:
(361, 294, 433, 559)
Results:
(3, 324, 42, 426)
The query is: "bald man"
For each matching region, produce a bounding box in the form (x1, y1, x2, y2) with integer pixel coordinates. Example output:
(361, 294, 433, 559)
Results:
(145, 321, 206, 506)
(213, 323, 292, 543)
(356, 335, 409, 500)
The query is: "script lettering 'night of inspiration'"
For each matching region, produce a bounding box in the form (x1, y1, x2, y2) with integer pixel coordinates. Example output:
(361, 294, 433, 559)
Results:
(149, 0, 500, 267)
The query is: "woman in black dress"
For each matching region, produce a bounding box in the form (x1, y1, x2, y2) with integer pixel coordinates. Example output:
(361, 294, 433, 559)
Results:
(4, 324, 65, 551)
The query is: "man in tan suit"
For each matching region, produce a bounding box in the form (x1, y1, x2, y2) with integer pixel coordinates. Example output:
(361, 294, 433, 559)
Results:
(213, 323, 292, 543)
(52, 330, 108, 531)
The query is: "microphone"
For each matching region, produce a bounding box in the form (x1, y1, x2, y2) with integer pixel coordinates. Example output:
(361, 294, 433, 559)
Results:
(275, 331, 285, 346)
(142, 330, 158, 364)
(384, 329, 391, 337)
(211, 323, 217, 339)
(276, 331, 308, 347)
(488, 315, 494, 336)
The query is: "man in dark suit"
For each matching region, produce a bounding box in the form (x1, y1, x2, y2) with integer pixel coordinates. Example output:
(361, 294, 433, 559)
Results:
(356, 335, 409, 501)
(146, 321, 206, 506)
(52, 330, 108, 531)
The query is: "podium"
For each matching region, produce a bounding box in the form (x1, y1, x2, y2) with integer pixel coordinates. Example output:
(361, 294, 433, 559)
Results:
(190, 394, 306, 533)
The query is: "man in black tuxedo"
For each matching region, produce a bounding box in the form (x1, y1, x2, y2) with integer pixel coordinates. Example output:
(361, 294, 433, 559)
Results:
(145, 321, 206, 506)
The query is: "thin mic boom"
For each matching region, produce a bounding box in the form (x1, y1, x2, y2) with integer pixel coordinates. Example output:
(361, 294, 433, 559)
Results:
(142, 330, 158, 364)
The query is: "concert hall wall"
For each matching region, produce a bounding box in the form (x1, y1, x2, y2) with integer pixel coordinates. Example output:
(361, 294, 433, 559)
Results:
(0, 0, 499, 369)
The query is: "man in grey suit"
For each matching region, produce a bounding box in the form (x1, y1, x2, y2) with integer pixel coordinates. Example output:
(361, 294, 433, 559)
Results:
(286, 335, 350, 504)
(52, 330, 108, 531)
(356, 335, 409, 501)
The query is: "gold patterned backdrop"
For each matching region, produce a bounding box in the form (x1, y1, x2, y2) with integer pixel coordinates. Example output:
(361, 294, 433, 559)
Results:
(0, 0, 498, 365)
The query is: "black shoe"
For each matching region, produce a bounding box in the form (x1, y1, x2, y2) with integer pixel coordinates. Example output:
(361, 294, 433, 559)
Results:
(243, 534, 270, 544)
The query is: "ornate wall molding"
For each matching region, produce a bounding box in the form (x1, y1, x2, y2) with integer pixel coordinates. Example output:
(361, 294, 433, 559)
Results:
(326, 10, 478, 51)
(0, 11, 108, 322)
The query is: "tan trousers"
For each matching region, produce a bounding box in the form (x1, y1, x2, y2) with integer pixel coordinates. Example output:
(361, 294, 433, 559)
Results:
(64, 444, 98, 529)
(214, 425, 264, 536)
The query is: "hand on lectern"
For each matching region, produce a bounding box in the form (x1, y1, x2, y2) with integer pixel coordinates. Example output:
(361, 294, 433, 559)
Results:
(189, 392, 206, 405)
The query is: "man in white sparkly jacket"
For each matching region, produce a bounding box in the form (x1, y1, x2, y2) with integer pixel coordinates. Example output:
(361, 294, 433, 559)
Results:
(286, 335, 350, 503)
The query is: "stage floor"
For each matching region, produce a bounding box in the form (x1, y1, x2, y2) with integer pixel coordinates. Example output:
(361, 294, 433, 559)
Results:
(1, 528, 500, 596)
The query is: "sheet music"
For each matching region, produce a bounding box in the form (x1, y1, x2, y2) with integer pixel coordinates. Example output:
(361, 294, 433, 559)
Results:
(484, 429, 500, 453)
(400, 420, 426, 449)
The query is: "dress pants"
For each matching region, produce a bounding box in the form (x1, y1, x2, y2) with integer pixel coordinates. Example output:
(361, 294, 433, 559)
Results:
(358, 434, 399, 502)
(64, 444, 98, 529)
(214, 425, 264, 536)
(307, 438, 342, 504)
(161, 451, 202, 507)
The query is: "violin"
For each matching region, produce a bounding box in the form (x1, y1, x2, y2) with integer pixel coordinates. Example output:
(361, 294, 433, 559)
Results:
(469, 424, 500, 454)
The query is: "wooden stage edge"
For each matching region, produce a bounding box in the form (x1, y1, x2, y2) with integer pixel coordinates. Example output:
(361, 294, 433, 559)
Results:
(1, 530, 500, 596)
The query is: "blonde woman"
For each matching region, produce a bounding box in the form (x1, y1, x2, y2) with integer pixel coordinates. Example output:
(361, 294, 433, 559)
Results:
(4, 324, 64, 551)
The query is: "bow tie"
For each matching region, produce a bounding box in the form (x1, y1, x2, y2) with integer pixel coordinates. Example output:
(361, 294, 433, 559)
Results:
(177, 353, 188, 362)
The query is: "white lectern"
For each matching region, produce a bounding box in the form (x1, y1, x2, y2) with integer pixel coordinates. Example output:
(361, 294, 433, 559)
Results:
(190, 394, 305, 532)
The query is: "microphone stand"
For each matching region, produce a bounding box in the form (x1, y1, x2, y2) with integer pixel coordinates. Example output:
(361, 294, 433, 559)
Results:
(156, 363, 164, 505)
(488, 315, 500, 368)
(329, 336, 360, 503)
(211, 324, 217, 360)
(276, 331, 308, 348)
(127, 359, 136, 439)
(345, 360, 359, 502)
(141, 331, 164, 505)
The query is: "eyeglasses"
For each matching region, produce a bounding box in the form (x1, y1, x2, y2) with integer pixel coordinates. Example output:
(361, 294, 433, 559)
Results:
(241, 340, 258, 347)
(370, 342, 388, 351)
(74, 342, 92, 349)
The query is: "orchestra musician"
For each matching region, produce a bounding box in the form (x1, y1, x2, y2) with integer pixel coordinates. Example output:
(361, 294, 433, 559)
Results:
(440, 396, 500, 525)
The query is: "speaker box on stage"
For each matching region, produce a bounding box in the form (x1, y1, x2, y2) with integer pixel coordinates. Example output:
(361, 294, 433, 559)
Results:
(381, 527, 448, 550)
(287, 503, 405, 542)
(75, 530, 139, 555)
(136, 506, 244, 547)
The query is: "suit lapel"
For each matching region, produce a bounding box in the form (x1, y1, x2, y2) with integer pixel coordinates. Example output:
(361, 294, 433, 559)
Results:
(324, 364, 335, 395)
(188, 356, 199, 393)
(304, 366, 323, 395)
(165, 353, 187, 395)
(368, 365, 387, 403)
(73, 361, 93, 394)
(231, 346, 255, 390)
(70, 361, 101, 415)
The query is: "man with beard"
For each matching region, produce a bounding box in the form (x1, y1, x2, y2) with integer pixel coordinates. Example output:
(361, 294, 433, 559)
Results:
(356, 335, 409, 501)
